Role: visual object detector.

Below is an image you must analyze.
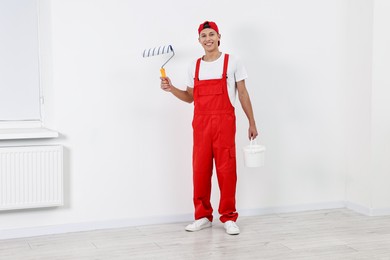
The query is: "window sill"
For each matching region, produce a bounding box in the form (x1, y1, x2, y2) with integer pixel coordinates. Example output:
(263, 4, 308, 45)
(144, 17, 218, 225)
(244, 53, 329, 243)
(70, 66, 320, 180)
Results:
(0, 127, 59, 140)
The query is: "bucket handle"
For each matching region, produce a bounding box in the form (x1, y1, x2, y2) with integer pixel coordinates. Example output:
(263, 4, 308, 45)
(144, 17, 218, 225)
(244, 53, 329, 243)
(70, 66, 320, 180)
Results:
(248, 138, 259, 153)
(250, 138, 258, 148)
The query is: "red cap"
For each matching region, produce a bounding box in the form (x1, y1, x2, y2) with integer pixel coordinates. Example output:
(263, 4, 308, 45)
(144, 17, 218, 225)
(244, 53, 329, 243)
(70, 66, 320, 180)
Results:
(198, 21, 219, 34)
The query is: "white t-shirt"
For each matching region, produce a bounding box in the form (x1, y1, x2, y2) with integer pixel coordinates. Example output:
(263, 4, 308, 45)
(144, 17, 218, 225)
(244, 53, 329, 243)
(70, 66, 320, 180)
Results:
(186, 53, 248, 106)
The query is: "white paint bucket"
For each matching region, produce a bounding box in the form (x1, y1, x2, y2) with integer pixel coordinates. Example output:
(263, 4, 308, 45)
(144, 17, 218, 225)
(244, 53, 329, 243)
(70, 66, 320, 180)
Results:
(243, 139, 266, 167)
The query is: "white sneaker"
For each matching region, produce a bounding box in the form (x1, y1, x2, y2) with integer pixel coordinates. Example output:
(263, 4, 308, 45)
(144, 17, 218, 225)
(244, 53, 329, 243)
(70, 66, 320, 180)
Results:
(224, 220, 240, 235)
(185, 217, 212, 232)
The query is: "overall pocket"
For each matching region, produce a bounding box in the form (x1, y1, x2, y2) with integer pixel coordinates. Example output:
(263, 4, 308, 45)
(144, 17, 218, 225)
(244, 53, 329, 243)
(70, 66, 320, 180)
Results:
(218, 113, 236, 148)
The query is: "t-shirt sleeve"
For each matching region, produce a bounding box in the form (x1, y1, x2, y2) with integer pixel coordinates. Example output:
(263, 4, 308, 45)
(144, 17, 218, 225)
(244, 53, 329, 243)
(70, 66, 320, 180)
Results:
(234, 56, 248, 82)
(186, 61, 196, 88)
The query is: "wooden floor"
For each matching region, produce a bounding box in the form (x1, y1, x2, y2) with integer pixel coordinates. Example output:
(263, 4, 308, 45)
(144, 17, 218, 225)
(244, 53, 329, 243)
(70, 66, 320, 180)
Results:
(2, 208, 390, 259)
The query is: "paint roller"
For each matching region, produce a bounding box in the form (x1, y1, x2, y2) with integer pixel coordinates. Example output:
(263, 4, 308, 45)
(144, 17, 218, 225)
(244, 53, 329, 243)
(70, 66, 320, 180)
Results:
(142, 45, 175, 78)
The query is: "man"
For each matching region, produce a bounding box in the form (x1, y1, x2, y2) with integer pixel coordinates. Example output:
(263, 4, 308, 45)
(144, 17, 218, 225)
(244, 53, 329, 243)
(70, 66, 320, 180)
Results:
(160, 21, 258, 235)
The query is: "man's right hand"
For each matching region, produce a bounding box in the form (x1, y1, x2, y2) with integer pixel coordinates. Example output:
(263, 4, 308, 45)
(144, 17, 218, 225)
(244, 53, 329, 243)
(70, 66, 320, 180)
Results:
(160, 77, 172, 92)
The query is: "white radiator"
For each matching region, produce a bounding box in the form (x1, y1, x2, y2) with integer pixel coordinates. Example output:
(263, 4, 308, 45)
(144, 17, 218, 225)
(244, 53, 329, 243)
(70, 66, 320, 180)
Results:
(0, 145, 63, 211)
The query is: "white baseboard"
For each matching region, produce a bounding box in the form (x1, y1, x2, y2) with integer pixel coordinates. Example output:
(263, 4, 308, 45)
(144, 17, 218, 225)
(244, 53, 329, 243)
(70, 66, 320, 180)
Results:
(0, 213, 193, 240)
(1, 201, 390, 240)
(345, 201, 390, 216)
(345, 201, 372, 216)
(239, 201, 346, 216)
(370, 207, 390, 216)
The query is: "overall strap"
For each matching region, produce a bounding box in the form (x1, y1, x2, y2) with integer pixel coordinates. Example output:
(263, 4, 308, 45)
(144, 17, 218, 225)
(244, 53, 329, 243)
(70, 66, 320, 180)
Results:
(194, 54, 229, 81)
(194, 58, 202, 81)
(222, 54, 229, 78)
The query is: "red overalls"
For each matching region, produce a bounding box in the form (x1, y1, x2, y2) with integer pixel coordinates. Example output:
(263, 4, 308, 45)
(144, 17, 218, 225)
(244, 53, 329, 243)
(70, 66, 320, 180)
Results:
(192, 54, 238, 223)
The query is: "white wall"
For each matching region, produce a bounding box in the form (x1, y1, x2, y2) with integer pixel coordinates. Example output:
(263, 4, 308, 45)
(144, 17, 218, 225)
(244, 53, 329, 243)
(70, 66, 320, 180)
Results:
(1, 0, 385, 237)
(344, 0, 390, 215)
(344, 0, 374, 212)
(371, 0, 390, 212)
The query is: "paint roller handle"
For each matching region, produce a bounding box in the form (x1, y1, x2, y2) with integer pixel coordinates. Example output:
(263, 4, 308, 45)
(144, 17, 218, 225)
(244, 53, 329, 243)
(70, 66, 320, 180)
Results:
(160, 68, 167, 78)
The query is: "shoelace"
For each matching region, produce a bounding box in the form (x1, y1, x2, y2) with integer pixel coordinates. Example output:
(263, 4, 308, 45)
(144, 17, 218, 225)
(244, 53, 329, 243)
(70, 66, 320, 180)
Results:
(225, 221, 238, 228)
(193, 218, 209, 228)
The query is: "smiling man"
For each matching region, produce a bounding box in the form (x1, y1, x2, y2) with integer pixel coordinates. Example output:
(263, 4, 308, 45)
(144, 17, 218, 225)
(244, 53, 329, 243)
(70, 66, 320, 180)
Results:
(160, 21, 258, 235)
